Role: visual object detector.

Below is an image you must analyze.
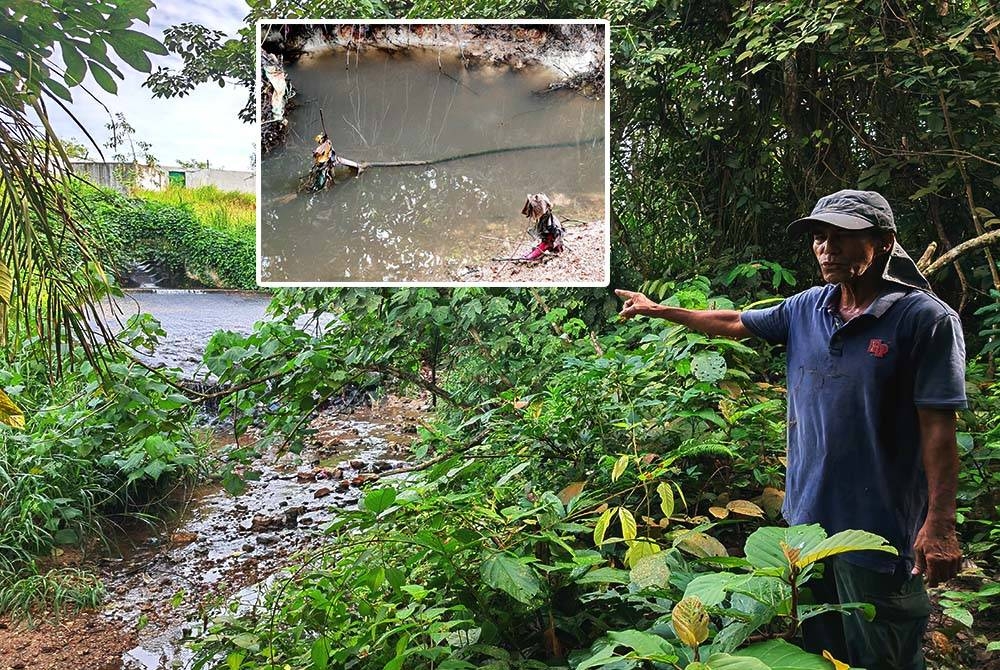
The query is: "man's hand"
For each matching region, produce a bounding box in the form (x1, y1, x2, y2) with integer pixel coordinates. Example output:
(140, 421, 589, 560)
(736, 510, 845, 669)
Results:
(615, 289, 658, 320)
(912, 519, 962, 586)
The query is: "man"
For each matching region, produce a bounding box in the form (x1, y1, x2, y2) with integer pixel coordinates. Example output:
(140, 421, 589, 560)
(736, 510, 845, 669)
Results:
(616, 190, 965, 670)
(308, 133, 337, 190)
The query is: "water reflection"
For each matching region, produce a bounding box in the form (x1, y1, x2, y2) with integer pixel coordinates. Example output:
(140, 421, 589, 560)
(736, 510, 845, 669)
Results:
(261, 49, 605, 283)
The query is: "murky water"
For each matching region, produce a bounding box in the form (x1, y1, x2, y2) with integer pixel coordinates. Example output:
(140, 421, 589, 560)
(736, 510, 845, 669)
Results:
(261, 49, 605, 283)
(108, 290, 272, 375)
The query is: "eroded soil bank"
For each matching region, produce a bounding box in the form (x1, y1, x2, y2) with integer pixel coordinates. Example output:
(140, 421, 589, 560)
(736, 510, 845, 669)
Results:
(261, 23, 606, 155)
(0, 396, 426, 670)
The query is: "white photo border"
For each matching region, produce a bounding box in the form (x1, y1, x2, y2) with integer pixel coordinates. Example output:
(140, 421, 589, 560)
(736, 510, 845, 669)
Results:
(255, 18, 611, 288)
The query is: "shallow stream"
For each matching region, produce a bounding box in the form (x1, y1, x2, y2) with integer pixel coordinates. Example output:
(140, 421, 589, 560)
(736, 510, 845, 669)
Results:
(261, 49, 605, 282)
(93, 291, 424, 668)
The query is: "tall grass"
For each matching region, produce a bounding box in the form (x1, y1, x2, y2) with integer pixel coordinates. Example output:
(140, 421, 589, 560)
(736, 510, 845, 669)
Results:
(135, 185, 256, 242)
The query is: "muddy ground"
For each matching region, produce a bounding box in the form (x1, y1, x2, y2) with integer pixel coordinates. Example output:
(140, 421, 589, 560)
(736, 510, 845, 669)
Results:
(0, 396, 426, 670)
(457, 216, 607, 284)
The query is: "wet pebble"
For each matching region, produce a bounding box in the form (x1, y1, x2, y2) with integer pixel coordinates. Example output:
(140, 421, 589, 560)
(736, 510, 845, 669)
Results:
(314, 487, 331, 498)
(256, 534, 279, 546)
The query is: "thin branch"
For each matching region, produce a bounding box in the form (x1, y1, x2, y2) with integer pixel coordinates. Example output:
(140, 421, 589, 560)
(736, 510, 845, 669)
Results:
(923, 229, 1000, 277)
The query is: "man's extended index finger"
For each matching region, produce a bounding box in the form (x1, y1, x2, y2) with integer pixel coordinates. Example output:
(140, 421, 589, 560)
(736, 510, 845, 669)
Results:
(615, 289, 636, 300)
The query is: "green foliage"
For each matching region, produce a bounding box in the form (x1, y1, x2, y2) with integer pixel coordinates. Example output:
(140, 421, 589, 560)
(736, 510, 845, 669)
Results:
(0, 314, 204, 574)
(135, 185, 256, 242)
(74, 184, 256, 289)
(183, 281, 879, 669)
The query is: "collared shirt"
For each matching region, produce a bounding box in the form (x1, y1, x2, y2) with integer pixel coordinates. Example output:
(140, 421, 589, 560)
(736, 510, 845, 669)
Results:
(741, 284, 967, 572)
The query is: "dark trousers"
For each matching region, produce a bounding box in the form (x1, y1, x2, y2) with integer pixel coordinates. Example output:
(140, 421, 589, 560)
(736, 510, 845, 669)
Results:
(801, 558, 931, 670)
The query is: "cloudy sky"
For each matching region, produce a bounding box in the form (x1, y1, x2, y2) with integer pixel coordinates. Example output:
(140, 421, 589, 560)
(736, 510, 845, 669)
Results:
(47, 1, 256, 171)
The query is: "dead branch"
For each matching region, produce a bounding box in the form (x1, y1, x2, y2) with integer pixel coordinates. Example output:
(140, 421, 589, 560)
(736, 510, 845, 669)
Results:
(380, 428, 489, 477)
(923, 229, 1000, 277)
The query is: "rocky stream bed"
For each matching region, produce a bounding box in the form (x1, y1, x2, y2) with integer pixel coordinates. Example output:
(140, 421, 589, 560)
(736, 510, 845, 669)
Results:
(0, 395, 426, 670)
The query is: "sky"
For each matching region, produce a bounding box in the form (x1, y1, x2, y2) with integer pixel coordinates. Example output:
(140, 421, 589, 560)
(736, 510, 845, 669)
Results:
(47, 0, 256, 171)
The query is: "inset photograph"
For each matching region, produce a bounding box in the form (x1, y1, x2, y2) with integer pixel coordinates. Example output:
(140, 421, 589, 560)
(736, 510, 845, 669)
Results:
(258, 20, 608, 285)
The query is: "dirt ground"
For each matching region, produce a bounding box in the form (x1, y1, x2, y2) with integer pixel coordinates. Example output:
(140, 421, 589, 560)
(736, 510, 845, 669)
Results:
(457, 218, 608, 284)
(0, 612, 134, 670)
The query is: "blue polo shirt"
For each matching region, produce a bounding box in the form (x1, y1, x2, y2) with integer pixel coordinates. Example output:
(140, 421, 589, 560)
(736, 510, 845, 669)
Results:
(740, 284, 967, 573)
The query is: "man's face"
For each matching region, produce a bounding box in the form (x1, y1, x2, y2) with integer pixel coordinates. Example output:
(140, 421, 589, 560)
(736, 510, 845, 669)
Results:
(811, 224, 889, 284)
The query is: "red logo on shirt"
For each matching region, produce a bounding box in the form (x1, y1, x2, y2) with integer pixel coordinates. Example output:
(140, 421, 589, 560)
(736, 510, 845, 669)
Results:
(868, 339, 889, 358)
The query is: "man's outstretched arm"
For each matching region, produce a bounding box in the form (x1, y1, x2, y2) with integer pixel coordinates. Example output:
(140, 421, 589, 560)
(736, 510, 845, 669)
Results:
(615, 289, 752, 339)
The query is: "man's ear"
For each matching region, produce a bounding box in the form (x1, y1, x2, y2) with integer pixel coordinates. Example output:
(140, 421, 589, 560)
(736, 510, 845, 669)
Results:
(881, 232, 896, 254)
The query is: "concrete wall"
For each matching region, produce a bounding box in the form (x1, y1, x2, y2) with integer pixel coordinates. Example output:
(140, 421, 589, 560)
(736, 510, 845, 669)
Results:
(184, 169, 256, 194)
(72, 162, 167, 193)
(71, 162, 255, 194)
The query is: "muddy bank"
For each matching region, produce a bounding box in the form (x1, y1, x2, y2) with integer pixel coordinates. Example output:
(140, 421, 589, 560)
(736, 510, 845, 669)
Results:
(458, 214, 607, 284)
(0, 396, 426, 670)
(260, 23, 605, 155)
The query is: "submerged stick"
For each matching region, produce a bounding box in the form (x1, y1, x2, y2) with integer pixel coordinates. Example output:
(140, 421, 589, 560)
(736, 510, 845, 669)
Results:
(361, 137, 602, 169)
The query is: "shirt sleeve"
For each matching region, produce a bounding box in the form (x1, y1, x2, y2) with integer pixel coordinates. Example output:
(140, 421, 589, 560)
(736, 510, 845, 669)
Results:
(740, 298, 794, 345)
(912, 313, 967, 409)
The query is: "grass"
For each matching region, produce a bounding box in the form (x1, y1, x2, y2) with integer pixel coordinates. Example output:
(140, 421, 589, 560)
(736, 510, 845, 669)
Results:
(0, 567, 106, 621)
(135, 185, 256, 242)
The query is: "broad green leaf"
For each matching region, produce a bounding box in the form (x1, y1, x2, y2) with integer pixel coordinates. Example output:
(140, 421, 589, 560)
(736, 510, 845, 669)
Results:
(593, 508, 613, 546)
(310, 638, 329, 670)
(88, 61, 118, 94)
(480, 553, 541, 604)
(734, 638, 832, 670)
(704, 653, 770, 670)
(630, 551, 671, 589)
(657, 481, 675, 518)
(612, 454, 629, 482)
(0, 388, 25, 429)
(109, 31, 153, 72)
(225, 651, 245, 670)
(619, 507, 637, 541)
(672, 596, 709, 648)
(575, 630, 677, 670)
(624, 539, 661, 568)
(230, 633, 258, 651)
(607, 629, 676, 660)
(729, 575, 791, 608)
(744, 525, 826, 570)
(575, 566, 631, 585)
(362, 487, 397, 514)
(59, 41, 87, 85)
(712, 593, 776, 654)
(691, 351, 727, 382)
(794, 529, 897, 568)
(684, 572, 749, 606)
(798, 602, 875, 623)
(944, 606, 973, 628)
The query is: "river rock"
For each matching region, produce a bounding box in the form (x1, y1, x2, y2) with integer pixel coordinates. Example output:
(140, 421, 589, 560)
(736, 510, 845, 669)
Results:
(314, 487, 331, 499)
(284, 506, 305, 526)
(349, 459, 366, 471)
(256, 533, 279, 546)
(251, 514, 284, 531)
